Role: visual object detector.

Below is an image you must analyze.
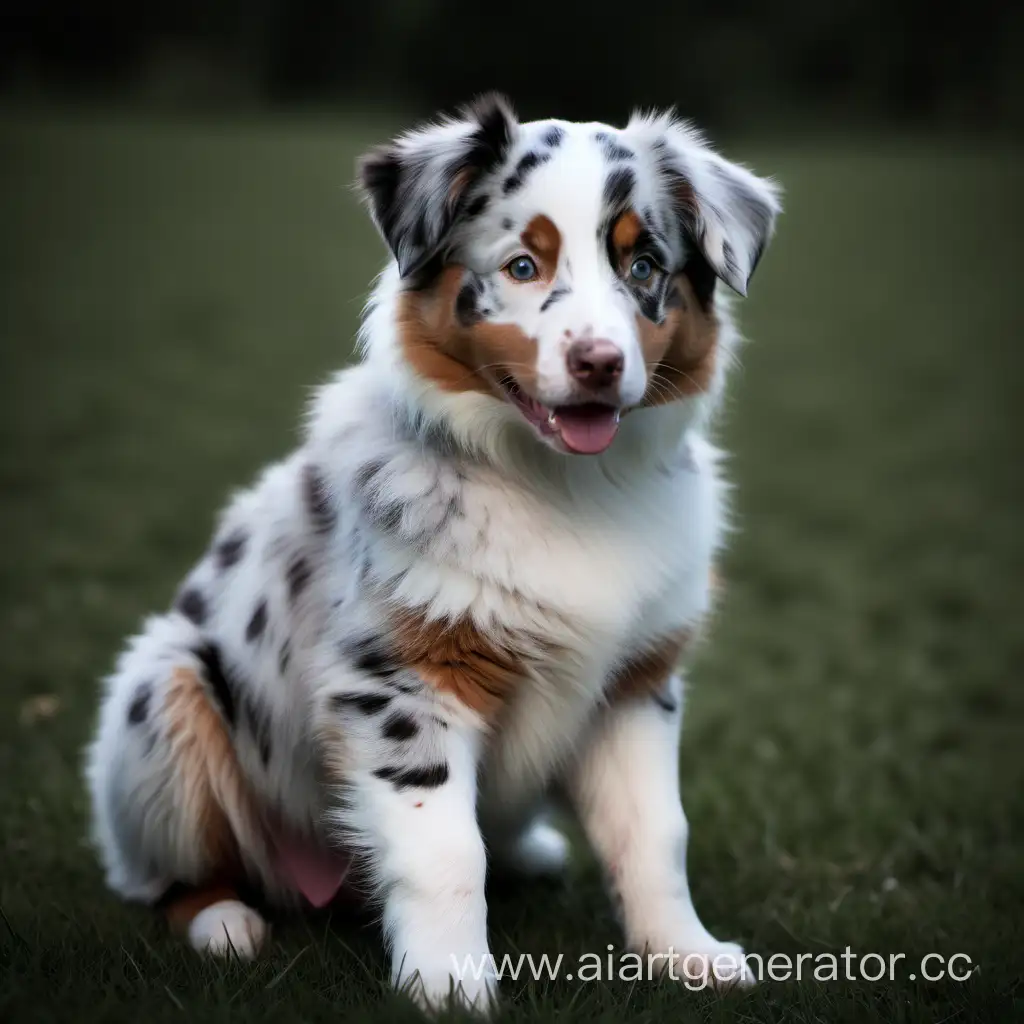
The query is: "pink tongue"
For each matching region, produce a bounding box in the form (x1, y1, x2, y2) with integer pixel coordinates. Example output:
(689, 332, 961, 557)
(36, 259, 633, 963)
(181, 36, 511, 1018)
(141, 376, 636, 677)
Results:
(555, 406, 620, 454)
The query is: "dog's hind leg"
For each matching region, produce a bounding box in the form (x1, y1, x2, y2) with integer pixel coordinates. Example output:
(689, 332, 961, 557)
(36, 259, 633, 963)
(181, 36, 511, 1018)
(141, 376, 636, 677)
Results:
(85, 614, 273, 957)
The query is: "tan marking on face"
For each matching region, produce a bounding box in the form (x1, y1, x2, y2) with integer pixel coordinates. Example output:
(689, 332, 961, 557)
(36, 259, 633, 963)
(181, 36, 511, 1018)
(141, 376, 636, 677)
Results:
(397, 266, 539, 397)
(162, 666, 254, 875)
(608, 630, 690, 705)
(520, 214, 561, 282)
(611, 209, 643, 253)
(638, 274, 719, 403)
(390, 607, 540, 721)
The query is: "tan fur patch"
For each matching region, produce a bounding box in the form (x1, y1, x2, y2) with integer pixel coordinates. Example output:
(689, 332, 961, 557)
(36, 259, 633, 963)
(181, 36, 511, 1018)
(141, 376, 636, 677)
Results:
(397, 267, 539, 396)
(162, 666, 265, 878)
(520, 214, 561, 282)
(611, 209, 643, 252)
(390, 608, 538, 720)
(640, 273, 719, 402)
(608, 630, 690, 704)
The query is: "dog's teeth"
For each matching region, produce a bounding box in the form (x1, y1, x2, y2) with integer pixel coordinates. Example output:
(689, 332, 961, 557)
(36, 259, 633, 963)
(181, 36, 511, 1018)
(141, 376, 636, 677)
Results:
(547, 411, 557, 427)
(614, 410, 621, 424)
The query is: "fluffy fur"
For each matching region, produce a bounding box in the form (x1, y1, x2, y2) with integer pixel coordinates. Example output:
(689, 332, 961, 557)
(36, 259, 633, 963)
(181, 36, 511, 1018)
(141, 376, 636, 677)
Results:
(85, 94, 780, 1012)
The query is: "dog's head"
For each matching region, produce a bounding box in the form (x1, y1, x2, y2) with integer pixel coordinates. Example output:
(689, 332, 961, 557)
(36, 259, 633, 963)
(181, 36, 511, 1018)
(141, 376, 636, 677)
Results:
(357, 94, 780, 456)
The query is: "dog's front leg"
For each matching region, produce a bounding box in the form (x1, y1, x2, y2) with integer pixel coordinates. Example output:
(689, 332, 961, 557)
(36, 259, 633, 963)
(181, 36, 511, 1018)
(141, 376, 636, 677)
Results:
(566, 672, 753, 989)
(318, 677, 495, 1013)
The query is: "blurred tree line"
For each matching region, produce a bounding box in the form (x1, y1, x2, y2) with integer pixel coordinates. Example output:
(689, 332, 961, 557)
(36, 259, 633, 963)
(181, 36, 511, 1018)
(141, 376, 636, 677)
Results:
(2, 1, 1021, 134)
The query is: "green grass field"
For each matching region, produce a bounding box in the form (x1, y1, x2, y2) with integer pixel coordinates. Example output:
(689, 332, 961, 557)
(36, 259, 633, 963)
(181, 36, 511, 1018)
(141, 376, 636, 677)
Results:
(1, 109, 1021, 1023)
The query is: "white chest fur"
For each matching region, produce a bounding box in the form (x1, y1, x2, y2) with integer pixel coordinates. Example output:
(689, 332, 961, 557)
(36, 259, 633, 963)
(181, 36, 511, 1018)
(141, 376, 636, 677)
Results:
(308, 369, 727, 807)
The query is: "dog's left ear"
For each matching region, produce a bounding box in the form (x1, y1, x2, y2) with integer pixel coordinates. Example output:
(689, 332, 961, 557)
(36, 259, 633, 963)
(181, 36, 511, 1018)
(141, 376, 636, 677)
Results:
(358, 93, 519, 279)
(630, 113, 782, 297)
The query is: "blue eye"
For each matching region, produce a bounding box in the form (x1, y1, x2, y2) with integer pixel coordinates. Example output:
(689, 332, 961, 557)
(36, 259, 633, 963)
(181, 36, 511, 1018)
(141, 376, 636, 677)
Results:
(630, 256, 655, 282)
(506, 255, 538, 282)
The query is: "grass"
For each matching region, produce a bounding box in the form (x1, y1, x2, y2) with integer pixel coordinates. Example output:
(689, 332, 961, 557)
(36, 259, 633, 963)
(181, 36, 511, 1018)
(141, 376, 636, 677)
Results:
(1, 107, 1022, 1023)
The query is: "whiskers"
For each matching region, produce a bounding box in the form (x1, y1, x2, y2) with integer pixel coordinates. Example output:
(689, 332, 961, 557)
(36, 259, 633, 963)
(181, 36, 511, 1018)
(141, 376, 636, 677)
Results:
(644, 368, 701, 404)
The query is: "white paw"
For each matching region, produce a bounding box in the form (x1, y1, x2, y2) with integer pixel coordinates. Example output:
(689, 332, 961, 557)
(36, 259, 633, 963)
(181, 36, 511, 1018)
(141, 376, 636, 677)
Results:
(655, 940, 754, 990)
(396, 960, 498, 1016)
(497, 820, 571, 878)
(188, 900, 268, 960)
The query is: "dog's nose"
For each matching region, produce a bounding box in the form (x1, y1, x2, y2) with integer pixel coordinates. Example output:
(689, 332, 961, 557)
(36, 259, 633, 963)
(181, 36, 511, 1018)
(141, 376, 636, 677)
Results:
(566, 339, 624, 390)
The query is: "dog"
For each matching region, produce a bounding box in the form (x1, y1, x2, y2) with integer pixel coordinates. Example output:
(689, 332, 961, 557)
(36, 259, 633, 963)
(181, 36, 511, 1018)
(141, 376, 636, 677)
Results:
(85, 93, 780, 1011)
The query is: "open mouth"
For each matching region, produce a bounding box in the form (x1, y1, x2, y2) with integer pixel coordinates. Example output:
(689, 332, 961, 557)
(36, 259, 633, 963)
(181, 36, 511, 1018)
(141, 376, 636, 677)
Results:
(500, 378, 621, 455)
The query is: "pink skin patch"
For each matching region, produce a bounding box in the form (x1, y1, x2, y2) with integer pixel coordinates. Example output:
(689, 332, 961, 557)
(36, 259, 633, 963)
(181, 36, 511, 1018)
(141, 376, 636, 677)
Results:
(272, 832, 353, 909)
(504, 382, 621, 454)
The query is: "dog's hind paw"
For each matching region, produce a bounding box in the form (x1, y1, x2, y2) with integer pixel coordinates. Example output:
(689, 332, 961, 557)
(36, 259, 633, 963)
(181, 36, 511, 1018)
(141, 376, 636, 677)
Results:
(188, 900, 268, 959)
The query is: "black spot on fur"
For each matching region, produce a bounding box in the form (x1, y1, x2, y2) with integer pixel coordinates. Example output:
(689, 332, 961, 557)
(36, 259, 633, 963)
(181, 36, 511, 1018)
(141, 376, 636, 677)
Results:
(278, 640, 291, 676)
(245, 598, 268, 643)
(374, 762, 449, 789)
(634, 286, 665, 325)
(194, 641, 236, 726)
(595, 131, 634, 162)
(214, 529, 247, 570)
(503, 150, 551, 195)
(175, 587, 207, 626)
(722, 240, 741, 283)
(456, 276, 484, 326)
(540, 286, 571, 313)
(302, 464, 336, 534)
(332, 691, 393, 715)
(683, 250, 717, 309)
(652, 689, 678, 714)
(354, 459, 403, 534)
(603, 167, 636, 211)
(344, 636, 400, 677)
(462, 93, 516, 179)
(127, 684, 150, 725)
(402, 252, 445, 292)
(465, 193, 489, 218)
(354, 459, 385, 494)
(287, 556, 312, 604)
(542, 125, 565, 148)
(382, 712, 419, 741)
(368, 498, 403, 534)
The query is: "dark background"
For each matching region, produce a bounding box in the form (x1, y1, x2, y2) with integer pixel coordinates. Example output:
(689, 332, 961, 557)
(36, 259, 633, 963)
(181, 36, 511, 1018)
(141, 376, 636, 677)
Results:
(3, 1, 1023, 135)
(1, 6, 1022, 1024)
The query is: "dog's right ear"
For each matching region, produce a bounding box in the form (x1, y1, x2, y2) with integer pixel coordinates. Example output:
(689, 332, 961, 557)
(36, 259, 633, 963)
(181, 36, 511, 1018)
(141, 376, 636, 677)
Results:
(358, 94, 519, 280)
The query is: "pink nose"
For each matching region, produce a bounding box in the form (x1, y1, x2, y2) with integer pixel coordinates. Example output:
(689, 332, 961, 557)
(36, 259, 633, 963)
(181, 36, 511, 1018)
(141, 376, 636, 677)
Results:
(566, 338, 624, 390)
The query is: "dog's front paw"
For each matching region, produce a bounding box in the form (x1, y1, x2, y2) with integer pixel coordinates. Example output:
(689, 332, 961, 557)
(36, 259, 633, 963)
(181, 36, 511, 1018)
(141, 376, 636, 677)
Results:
(654, 939, 754, 990)
(395, 956, 498, 1016)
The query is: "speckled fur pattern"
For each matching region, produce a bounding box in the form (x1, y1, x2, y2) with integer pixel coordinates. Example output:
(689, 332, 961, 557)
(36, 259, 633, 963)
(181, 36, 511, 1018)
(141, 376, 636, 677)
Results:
(85, 94, 780, 1013)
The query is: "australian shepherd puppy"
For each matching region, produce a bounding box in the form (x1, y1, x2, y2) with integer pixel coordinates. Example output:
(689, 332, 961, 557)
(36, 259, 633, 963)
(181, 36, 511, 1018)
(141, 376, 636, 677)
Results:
(85, 93, 780, 1012)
